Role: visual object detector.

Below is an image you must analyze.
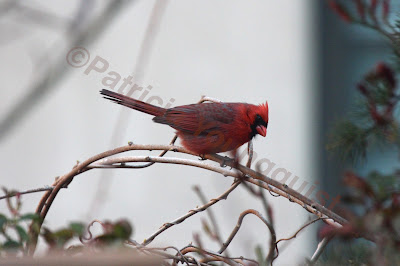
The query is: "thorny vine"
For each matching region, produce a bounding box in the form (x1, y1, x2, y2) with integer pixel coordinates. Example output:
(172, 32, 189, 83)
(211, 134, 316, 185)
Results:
(16, 144, 345, 264)
(0, 96, 347, 265)
(1, 123, 345, 265)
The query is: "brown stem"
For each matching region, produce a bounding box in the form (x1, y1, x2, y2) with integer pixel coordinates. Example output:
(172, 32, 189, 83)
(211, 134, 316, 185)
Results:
(142, 180, 241, 246)
(276, 218, 322, 245)
(0, 186, 55, 200)
(218, 209, 276, 264)
(27, 144, 347, 255)
(193, 185, 230, 257)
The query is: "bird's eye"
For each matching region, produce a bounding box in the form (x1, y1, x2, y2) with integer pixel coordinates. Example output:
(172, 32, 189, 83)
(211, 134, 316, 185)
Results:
(255, 114, 267, 126)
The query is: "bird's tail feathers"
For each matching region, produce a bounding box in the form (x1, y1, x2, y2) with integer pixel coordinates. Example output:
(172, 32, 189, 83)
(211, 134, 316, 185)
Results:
(100, 89, 165, 117)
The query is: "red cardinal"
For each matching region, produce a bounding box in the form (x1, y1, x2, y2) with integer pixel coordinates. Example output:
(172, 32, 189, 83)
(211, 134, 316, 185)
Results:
(100, 89, 268, 155)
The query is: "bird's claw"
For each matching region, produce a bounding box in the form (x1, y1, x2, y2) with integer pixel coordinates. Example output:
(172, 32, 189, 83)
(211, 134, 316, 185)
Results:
(198, 154, 206, 161)
(220, 156, 232, 168)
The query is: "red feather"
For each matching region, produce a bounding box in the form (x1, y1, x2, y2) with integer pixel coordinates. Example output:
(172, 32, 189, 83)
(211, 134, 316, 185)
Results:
(100, 89, 268, 154)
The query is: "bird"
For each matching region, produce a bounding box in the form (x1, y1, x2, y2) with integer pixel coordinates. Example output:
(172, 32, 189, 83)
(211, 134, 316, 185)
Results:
(100, 89, 268, 155)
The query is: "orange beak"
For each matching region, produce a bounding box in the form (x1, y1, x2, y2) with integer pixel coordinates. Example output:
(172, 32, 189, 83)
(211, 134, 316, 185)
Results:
(256, 125, 267, 137)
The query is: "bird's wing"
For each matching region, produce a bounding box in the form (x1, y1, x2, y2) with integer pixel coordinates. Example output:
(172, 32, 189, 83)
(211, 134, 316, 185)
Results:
(153, 103, 236, 135)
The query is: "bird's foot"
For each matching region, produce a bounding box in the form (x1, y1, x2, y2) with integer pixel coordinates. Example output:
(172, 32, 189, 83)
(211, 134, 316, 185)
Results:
(233, 174, 248, 185)
(224, 149, 239, 169)
(198, 154, 207, 161)
(224, 157, 240, 170)
(220, 156, 233, 168)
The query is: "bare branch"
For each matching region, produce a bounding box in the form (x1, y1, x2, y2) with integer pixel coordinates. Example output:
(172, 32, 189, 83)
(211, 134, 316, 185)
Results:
(80, 219, 104, 243)
(180, 245, 240, 266)
(27, 143, 347, 255)
(0, 185, 55, 200)
(193, 185, 230, 256)
(89, 156, 239, 178)
(276, 218, 322, 245)
(308, 236, 333, 266)
(218, 209, 276, 261)
(246, 140, 253, 168)
(273, 217, 323, 263)
(214, 153, 347, 226)
(142, 180, 241, 246)
(132, 245, 206, 266)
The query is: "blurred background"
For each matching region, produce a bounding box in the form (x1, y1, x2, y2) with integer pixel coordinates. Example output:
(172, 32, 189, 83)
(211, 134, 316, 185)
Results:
(0, 0, 390, 264)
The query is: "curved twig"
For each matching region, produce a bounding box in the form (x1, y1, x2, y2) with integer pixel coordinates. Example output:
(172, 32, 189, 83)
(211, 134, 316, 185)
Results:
(90, 156, 239, 178)
(218, 209, 276, 262)
(28, 143, 347, 255)
(130, 244, 207, 266)
(193, 185, 230, 256)
(180, 245, 239, 266)
(208, 152, 347, 226)
(142, 180, 241, 246)
(79, 219, 104, 243)
(276, 218, 322, 245)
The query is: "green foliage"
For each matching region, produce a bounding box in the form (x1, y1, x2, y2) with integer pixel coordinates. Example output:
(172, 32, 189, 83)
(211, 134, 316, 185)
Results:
(367, 170, 400, 202)
(0, 191, 134, 257)
(0, 188, 41, 256)
(315, 240, 371, 266)
(328, 120, 368, 162)
(324, 1, 400, 265)
(41, 222, 85, 250)
(91, 220, 133, 248)
(0, 211, 40, 256)
(328, 61, 399, 162)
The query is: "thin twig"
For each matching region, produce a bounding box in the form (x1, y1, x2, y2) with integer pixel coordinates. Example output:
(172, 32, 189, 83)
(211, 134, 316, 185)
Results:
(79, 219, 104, 243)
(162, 246, 190, 266)
(0, 185, 55, 200)
(142, 180, 241, 246)
(206, 152, 347, 226)
(131, 245, 207, 266)
(246, 140, 253, 168)
(28, 143, 347, 255)
(193, 185, 230, 257)
(193, 233, 209, 261)
(276, 218, 322, 245)
(253, 163, 274, 226)
(89, 80, 219, 215)
(308, 236, 333, 266)
(218, 209, 276, 260)
(129, 244, 219, 266)
(90, 156, 239, 178)
(180, 245, 239, 266)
